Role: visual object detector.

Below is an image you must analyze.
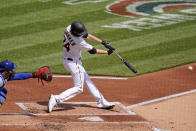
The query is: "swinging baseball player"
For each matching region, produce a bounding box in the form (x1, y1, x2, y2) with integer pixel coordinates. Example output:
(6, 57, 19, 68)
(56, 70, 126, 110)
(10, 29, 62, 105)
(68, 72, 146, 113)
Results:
(48, 21, 115, 113)
(0, 60, 52, 107)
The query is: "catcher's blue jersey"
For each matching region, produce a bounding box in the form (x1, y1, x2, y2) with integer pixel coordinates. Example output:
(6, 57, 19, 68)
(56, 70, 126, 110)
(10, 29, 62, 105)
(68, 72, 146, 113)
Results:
(0, 73, 6, 90)
(0, 73, 32, 90)
(0, 72, 32, 106)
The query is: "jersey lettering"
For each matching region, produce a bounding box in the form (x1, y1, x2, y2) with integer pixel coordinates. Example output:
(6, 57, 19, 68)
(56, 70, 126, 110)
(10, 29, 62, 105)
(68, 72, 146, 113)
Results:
(63, 31, 76, 52)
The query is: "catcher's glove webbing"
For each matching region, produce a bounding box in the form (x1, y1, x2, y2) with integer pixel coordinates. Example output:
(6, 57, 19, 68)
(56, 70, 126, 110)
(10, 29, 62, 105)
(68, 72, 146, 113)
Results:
(33, 66, 52, 85)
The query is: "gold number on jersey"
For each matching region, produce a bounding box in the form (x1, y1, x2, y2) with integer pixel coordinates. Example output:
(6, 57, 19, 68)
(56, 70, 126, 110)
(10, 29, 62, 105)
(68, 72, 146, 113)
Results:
(63, 31, 76, 52)
(64, 43, 70, 52)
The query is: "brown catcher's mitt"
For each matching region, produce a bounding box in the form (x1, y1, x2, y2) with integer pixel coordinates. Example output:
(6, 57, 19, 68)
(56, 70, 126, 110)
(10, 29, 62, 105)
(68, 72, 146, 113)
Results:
(33, 66, 52, 85)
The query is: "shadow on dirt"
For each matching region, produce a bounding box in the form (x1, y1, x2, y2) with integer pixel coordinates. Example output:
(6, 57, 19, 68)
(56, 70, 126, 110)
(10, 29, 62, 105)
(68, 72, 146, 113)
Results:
(36, 101, 118, 113)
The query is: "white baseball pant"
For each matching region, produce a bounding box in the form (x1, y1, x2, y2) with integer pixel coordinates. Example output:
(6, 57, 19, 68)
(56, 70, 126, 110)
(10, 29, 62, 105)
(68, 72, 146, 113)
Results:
(54, 57, 112, 108)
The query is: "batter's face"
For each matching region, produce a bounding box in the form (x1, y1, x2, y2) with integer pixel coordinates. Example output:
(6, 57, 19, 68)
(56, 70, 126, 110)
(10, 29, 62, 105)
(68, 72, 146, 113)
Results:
(2, 70, 12, 79)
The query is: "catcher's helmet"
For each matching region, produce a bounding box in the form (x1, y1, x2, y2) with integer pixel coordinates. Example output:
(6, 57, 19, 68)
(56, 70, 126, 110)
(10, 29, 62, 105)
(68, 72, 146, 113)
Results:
(0, 60, 16, 72)
(71, 21, 87, 37)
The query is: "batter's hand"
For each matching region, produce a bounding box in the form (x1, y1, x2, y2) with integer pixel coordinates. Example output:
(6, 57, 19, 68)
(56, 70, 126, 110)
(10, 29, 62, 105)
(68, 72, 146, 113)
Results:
(107, 49, 114, 55)
(101, 41, 115, 51)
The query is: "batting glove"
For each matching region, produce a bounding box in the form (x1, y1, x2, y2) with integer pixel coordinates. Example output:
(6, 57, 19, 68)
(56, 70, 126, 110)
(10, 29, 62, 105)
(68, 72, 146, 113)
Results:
(107, 49, 114, 55)
(101, 41, 115, 51)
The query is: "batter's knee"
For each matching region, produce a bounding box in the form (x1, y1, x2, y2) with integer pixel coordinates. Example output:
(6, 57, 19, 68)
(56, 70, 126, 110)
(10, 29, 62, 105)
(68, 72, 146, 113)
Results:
(78, 87, 83, 93)
(74, 86, 83, 94)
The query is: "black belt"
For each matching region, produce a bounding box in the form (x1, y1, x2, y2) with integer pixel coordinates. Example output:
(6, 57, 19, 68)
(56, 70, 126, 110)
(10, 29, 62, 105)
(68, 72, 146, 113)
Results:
(66, 58, 81, 61)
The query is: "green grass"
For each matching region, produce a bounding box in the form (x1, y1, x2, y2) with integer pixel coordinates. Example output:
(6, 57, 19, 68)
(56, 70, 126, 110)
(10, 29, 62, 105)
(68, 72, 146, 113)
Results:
(1, 0, 196, 76)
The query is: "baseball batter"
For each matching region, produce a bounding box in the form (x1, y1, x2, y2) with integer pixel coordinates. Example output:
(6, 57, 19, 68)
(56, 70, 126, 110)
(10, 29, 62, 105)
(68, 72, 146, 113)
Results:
(48, 21, 115, 112)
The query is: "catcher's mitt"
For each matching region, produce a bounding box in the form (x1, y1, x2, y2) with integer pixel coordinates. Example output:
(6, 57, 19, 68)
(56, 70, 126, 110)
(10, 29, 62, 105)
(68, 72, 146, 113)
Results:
(33, 66, 52, 85)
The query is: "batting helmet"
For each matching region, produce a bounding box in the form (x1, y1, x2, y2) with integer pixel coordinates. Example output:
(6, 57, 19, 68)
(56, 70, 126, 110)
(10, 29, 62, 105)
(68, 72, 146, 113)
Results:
(71, 21, 88, 37)
(0, 60, 16, 72)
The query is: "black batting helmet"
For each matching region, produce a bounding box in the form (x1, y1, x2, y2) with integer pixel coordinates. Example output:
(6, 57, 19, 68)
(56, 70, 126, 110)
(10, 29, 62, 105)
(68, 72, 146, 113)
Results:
(71, 21, 88, 37)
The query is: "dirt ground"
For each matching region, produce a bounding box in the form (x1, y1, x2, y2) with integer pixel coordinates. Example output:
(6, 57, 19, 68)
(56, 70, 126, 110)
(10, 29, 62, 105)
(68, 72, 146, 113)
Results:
(0, 63, 195, 131)
(133, 91, 196, 131)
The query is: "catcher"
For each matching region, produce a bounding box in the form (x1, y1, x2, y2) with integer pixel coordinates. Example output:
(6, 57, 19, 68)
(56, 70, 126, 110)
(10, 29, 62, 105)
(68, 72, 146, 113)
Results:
(0, 60, 52, 107)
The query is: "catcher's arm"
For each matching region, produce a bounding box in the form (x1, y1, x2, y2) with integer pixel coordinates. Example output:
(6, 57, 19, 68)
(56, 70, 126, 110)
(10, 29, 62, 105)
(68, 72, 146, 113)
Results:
(32, 66, 52, 85)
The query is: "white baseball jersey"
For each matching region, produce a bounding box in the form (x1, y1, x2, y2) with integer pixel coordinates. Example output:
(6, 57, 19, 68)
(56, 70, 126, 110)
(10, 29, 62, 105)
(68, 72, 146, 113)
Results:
(63, 25, 93, 59)
(52, 25, 114, 108)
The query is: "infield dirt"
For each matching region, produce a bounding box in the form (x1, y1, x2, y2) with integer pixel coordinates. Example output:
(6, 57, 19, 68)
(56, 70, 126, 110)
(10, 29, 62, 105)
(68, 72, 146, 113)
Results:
(0, 63, 195, 131)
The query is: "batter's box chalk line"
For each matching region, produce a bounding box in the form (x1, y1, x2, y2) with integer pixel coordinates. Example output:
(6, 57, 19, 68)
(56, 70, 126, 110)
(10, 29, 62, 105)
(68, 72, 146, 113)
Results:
(127, 89, 196, 109)
(15, 102, 136, 116)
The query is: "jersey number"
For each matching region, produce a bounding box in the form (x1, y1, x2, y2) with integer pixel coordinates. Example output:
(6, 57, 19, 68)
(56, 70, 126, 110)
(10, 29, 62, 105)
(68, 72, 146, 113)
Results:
(63, 31, 76, 52)
(64, 42, 70, 52)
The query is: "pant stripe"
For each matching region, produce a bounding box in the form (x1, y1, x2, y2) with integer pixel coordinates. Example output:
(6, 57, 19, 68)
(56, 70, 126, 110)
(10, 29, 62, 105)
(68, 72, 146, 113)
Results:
(76, 61, 82, 89)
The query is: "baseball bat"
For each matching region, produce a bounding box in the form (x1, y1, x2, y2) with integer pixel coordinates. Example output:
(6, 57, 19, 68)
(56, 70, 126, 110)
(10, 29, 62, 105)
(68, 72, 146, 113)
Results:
(113, 51, 137, 73)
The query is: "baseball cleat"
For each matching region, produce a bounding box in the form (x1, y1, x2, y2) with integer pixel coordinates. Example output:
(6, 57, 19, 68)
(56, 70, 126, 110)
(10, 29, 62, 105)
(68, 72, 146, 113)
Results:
(100, 104, 115, 110)
(48, 94, 57, 113)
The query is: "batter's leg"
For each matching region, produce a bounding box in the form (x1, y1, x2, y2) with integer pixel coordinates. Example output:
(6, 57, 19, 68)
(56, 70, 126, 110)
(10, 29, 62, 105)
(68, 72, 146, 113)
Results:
(48, 72, 84, 112)
(54, 72, 84, 103)
(84, 72, 115, 109)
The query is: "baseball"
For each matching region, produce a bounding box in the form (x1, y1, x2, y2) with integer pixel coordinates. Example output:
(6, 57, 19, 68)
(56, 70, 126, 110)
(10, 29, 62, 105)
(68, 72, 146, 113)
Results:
(188, 66, 193, 70)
